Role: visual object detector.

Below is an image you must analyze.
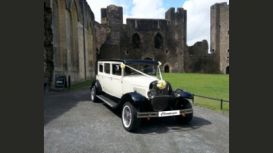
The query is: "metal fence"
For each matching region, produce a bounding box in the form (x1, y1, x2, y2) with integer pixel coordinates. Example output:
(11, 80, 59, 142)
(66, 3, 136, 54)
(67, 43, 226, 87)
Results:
(192, 94, 229, 110)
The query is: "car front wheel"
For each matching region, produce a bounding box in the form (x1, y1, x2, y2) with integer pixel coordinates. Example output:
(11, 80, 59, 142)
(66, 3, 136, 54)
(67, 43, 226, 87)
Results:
(121, 102, 139, 132)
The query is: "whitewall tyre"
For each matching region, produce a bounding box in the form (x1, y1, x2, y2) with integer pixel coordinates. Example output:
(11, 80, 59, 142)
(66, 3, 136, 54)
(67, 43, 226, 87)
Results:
(121, 102, 139, 132)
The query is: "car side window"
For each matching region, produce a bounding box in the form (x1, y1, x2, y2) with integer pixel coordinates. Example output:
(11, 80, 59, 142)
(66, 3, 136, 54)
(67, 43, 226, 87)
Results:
(124, 66, 132, 75)
(99, 64, 103, 72)
(104, 63, 110, 74)
(112, 64, 121, 76)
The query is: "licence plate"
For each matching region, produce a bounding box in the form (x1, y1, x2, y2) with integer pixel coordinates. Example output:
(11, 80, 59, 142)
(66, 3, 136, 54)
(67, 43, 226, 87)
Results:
(158, 110, 180, 117)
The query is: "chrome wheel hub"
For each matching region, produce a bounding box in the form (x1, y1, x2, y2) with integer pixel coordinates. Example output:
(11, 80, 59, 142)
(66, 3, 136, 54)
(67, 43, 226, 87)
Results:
(122, 105, 132, 128)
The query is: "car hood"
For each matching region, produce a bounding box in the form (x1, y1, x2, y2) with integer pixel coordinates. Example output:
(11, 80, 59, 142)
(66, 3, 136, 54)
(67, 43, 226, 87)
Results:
(123, 75, 158, 89)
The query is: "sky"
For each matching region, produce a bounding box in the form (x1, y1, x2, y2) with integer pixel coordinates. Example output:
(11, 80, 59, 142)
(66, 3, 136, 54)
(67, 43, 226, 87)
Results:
(86, 0, 229, 48)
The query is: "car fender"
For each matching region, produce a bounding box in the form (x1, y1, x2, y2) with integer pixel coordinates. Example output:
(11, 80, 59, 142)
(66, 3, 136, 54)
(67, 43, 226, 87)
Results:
(120, 92, 147, 109)
(174, 89, 193, 99)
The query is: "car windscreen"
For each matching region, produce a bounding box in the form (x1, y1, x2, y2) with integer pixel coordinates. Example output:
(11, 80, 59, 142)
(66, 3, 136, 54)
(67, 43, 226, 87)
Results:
(124, 64, 157, 76)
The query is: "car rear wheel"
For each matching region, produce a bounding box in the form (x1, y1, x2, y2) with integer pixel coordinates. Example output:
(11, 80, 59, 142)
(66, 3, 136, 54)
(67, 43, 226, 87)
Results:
(90, 86, 98, 102)
(122, 102, 139, 132)
(176, 100, 193, 124)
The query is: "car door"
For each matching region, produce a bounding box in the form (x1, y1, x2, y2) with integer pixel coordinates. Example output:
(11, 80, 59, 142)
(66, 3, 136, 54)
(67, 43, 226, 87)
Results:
(98, 62, 112, 94)
(109, 62, 123, 98)
(96, 62, 105, 91)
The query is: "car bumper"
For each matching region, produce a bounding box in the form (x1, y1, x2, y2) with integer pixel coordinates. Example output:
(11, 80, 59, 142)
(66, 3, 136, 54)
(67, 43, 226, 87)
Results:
(136, 108, 193, 118)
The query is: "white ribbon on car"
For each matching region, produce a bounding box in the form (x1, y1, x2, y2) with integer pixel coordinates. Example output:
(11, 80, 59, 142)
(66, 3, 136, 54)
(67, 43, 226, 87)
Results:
(120, 63, 155, 79)
(120, 61, 167, 89)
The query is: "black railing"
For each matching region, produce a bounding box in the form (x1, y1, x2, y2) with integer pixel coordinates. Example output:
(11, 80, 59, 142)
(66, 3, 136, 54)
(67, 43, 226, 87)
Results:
(192, 94, 229, 110)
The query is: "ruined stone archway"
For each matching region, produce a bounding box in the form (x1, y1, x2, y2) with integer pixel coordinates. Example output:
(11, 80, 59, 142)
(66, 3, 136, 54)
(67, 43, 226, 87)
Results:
(226, 66, 229, 74)
(154, 32, 163, 49)
(164, 64, 170, 73)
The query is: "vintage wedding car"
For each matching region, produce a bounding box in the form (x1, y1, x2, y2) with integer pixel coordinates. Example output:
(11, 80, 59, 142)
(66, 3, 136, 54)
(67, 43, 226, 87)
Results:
(90, 59, 193, 132)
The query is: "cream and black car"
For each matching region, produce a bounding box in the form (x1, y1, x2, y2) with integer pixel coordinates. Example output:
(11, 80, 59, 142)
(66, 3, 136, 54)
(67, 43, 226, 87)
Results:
(90, 59, 193, 132)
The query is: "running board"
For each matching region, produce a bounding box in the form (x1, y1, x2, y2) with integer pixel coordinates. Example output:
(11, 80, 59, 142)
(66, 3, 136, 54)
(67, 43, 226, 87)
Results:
(96, 95, 118, 108)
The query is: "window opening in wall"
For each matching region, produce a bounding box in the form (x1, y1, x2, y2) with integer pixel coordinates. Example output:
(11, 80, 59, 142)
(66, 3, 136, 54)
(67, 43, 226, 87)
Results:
(211, 49, 215, 53)
(132, 33, 141, 48)
(226, 66, 229, 74)
(125, 50, 129, 55)
(164, 65, 170, 73)
(154, 33, 163, 49)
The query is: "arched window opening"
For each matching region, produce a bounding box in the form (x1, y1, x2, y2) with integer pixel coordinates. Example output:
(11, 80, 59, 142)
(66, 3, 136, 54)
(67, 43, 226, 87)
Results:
(154, 33, 163, 49)
(125, 50, 129, 55)
(132, 33, 141, 48)
(226, 66, 229, 74)
(164, 65, 170, 73)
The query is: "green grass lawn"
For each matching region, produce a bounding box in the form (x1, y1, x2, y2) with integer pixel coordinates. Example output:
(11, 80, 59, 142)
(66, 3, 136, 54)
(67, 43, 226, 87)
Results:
(163, 73, 229, 111)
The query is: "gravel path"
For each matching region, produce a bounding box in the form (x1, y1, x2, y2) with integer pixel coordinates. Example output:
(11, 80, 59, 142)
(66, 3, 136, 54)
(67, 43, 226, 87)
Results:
(44, 89, 229, 153)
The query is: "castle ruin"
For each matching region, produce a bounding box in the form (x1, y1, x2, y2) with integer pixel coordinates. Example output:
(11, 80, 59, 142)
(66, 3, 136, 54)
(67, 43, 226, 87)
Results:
(96, 5, 206, 73)
(43, 0, 229, 88)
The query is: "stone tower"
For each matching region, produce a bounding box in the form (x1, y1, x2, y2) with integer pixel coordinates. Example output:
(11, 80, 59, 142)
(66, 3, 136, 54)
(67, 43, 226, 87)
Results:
(165, 7, 187, 72)
(99, 5, 123, 59)
(210, 2, 229, 74)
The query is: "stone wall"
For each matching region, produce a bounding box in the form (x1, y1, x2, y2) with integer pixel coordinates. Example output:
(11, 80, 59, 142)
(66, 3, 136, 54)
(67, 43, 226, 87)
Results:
(43, 0, 96, 88)
(44, 0, 54, 86)
(185, 40, 218, 73)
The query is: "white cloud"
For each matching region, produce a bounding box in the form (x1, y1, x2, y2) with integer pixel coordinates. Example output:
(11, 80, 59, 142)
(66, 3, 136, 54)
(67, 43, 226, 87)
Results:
(87, 0, 165, 24)
(128, 0, 165, 21)
(182, 0, 229, 49)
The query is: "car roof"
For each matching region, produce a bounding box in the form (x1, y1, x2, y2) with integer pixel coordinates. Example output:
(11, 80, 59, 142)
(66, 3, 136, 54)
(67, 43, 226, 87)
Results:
(98, 59, 159, 65)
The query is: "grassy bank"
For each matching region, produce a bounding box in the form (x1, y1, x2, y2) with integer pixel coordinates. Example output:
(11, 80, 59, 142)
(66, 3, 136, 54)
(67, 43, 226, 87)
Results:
(163, 73, 229, 111)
